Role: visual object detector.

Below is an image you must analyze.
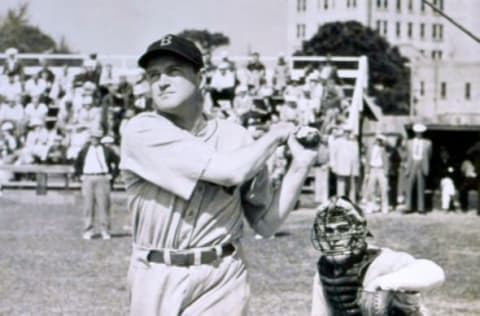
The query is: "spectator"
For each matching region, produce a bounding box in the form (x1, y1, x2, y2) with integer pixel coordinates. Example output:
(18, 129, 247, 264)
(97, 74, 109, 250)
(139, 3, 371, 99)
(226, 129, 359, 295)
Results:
(0, 121, 20, 154)
(56, 97, 76, 132)
(440, 167, 456, 212)
(363, 134, 390, 214)
(17, 118, 49, 164)
(44, 134, 68, 164)
(0, 95, 25, 128)
(99, 63, 116, 87)
(218, 50, 236, 72)
(245, 52, 266, 93)
(36, 57, 55, 84)
(74, 128, 119, 240)
(459, 155, 478, 213)
(65, 123, 90, 162)
(331, 125, 360, 202)
(209, 62, 236, 110)
(24, 94, 48, 127)
(272, 55, 290, 95)
(1, 72, 23, 101)
(24, 73, 48, 100)
(2, 47, 24, 80)
(404, 123, 432, 214)
(279, 95, 300, 124)
(388, 135, 404, 211)
(232, 85, 253, 125)
(132, 80, 151, 113)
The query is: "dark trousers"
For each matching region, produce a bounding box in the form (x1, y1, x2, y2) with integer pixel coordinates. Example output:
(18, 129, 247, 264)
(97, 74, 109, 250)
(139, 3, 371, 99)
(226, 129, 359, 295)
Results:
(459, 177, 480, 212)
(405, 166, 426, 212)
(210, 88, 235, 108)
(388, 174, 398, 209)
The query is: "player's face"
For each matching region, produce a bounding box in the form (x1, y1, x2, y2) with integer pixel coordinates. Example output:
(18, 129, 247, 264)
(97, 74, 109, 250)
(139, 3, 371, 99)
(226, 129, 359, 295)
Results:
(320, 220, 357, 264)
(145, 55, 200, 114)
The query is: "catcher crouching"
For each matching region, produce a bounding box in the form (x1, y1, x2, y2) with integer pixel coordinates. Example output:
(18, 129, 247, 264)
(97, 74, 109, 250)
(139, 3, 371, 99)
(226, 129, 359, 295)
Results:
(310, 197, 445, 316)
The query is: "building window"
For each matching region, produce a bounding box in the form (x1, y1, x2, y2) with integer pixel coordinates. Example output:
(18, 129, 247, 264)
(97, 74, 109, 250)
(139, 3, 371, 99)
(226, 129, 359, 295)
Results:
(421, 1, 425, 12)
(420, 23, 425, 39)
(432, 24, 437, 40)
(324, 0, 329, 9)
(408, 22, 413, 38)
(396, 22, 401, 37)
(438, 50, 443, 59)
(384, 0, 388, 9)
(408, 0, 413, 11)
(439, 0, 444, 10)
(440, 82, 447, 99)
(420, 81, 425, 96)
(303, 0, 307, 11)
(465, 82, 471, 100)
(297, 0, 307, 12)
(353, 0, 357, 7)
(438, 24, 443, 40)
(296, 24, 306, 39)
(376, 20, 381, 31)
(377, 0, 382, 8)
(397, 0, 401, 11)
(383, 21, 388, 35)
(347, 0, 351, 7)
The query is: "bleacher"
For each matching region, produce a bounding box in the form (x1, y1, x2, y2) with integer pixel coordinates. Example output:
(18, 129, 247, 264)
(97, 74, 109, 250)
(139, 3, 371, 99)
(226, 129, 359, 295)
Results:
(0, 54, 371, 202)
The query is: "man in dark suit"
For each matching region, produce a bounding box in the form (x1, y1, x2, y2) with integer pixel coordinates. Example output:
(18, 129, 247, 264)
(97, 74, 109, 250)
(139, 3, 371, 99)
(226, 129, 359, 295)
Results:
(404, 123, 432, 214)
(74, 128, 119, 240)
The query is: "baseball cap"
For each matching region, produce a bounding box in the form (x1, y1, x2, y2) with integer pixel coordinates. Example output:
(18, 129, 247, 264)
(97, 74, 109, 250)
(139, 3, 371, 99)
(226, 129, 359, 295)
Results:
(138, 34, 204, 70)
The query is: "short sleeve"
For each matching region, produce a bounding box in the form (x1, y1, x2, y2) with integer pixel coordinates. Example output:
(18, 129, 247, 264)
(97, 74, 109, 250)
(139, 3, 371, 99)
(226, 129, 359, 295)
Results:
(363, 248, 416, 287)
(241, 166, 274, 226)
(119, 112, 214, 200)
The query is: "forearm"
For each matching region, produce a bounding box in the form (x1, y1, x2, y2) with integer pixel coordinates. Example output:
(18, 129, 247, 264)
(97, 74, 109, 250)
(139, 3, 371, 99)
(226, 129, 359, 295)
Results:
(254, 157, 314, 237)
(376, 259, 445, 292)
(202, 131, 281, 187)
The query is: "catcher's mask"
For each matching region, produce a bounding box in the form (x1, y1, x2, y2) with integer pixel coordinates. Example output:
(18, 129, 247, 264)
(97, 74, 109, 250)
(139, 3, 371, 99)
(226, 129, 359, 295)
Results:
(311, 197, 369, 256)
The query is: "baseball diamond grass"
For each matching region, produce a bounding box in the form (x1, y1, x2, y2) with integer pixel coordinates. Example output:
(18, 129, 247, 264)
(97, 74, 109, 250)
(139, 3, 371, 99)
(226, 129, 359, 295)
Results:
(0, 190, 479, 316)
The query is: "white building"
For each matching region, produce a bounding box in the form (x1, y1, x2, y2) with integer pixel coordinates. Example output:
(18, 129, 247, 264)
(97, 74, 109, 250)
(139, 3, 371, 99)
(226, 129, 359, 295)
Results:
(287, 0, 479, 62)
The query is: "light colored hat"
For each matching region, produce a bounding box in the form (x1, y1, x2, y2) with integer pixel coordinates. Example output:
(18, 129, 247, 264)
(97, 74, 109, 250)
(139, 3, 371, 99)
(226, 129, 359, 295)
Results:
(413, 123, 427, 133)
(5, 47, 18, 55)
(218, 62, 229, 69)
(100, 135, 114, 144)
(1, 121, 14, 131)
(375, 133, 387, 141)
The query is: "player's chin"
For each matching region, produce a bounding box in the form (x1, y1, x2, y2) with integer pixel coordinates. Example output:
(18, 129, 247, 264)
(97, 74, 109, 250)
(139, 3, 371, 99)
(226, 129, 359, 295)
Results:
(324, 253, 352, 265)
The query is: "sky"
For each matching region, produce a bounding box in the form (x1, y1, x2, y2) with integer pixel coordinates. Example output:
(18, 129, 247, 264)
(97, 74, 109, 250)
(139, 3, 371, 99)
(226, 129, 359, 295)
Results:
(0, 0, 289, 57)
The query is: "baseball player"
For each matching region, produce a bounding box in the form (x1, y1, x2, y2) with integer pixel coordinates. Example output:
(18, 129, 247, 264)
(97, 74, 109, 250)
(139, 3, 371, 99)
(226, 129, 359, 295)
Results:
(120, 34, 318, 316)
(310, 197, 445, 316)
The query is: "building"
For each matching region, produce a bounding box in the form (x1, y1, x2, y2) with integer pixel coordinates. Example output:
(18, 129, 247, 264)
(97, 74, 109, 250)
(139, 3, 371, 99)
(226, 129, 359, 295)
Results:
(287, 0, 479, 62)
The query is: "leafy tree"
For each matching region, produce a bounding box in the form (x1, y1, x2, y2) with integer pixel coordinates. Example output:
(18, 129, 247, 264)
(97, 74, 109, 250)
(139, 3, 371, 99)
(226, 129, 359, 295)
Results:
(296, 21, 410, 115)
(0, 3, 72, 54)
(177, 29, 230, 53)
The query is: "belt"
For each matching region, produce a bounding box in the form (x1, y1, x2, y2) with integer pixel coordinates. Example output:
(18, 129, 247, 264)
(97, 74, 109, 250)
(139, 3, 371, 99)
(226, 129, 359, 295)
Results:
(83, 172, 109, 176)
(147, 243, 235, 266)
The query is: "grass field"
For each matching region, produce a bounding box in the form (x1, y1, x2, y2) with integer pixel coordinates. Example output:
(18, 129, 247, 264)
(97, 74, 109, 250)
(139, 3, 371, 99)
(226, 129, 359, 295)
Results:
(0, 190, 479, 316)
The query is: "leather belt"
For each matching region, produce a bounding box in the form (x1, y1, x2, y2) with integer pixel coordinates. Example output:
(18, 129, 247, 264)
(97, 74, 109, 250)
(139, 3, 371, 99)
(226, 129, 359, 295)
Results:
(147, 243, 235, 266)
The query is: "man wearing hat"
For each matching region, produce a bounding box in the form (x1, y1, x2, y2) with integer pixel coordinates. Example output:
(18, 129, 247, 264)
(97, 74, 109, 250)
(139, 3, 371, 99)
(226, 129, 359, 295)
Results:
(74, 128, 119, 240)
(2, 47, 24, 79)
(404, 123, 432, 214)
(209, 61, 236, 110)
(120, 34, 318, 315)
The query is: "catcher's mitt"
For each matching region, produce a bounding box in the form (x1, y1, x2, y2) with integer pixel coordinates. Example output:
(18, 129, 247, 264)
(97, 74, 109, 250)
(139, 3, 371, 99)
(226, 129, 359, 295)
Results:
(359, 290, 425, 316)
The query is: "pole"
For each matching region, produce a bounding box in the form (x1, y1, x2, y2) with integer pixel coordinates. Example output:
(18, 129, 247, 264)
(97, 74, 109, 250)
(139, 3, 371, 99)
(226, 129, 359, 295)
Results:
(422, 0, 480, 44)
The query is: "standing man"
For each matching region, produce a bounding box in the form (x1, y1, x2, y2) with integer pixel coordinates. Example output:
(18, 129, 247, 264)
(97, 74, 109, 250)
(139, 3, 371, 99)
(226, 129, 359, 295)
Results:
(120, 34, 318, 316)
(404, 123, 432, 214)
(74, 128, 119, 240)
(363, 134, 390, 214)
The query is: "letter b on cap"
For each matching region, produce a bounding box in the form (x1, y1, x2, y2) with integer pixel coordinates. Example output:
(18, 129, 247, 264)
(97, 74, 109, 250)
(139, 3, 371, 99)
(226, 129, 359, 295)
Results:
(160, 35, 173, 46)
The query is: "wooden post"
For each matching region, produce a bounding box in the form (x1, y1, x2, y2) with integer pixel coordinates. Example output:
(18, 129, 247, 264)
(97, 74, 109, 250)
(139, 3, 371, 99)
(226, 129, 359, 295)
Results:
(36, 173, 48, 195)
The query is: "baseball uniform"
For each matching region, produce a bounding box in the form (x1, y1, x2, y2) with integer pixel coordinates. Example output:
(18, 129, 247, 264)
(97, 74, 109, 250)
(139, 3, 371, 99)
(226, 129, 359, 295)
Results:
(120, 111, 275, 316)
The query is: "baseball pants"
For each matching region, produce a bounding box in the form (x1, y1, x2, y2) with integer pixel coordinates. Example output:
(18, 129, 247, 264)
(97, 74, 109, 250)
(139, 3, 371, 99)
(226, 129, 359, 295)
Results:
(128, 244, 249, 316)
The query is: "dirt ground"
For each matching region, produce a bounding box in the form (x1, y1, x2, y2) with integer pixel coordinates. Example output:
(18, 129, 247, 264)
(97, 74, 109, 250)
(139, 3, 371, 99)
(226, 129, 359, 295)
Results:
(0, 190, 479, 315)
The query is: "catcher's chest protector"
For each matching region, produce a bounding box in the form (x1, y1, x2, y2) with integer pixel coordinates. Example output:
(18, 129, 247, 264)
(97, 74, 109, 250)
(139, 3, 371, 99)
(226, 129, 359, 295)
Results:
(318, 249, 380, 316)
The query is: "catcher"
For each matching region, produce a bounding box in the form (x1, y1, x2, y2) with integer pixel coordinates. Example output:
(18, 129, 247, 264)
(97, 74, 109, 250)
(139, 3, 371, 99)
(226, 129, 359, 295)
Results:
(310, 197, 445, 316)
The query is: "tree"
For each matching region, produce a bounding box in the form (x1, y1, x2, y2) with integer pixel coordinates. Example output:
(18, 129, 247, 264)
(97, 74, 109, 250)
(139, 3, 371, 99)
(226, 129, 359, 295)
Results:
(177, 29, 230, 53)
(296, 21, 410, 115)
(0, 3, 73, 54)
